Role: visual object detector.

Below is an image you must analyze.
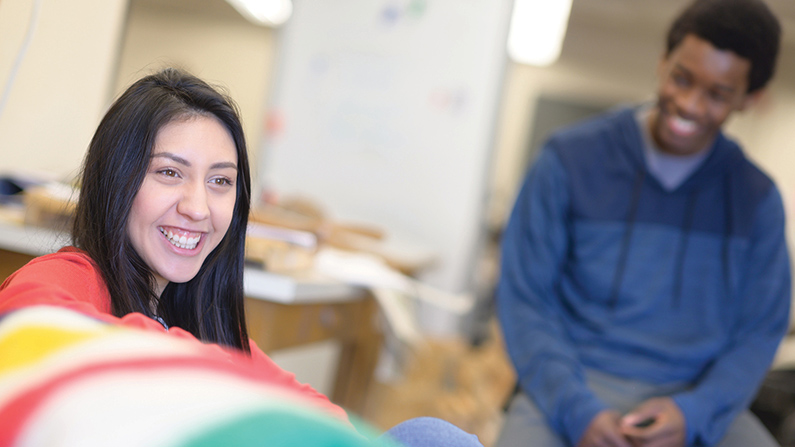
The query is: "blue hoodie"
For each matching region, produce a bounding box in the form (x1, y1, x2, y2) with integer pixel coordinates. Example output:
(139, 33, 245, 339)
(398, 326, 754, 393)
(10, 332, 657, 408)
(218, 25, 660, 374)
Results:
(498, 107, 791, 446)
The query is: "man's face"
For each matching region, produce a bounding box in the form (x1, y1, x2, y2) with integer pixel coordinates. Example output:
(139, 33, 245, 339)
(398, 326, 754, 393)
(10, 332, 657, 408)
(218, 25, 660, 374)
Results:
(649, 33, 755, 156)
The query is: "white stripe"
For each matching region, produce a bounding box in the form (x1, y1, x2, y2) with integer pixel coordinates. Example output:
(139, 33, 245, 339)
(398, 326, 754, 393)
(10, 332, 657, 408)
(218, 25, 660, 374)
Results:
(16, 368, 329, 447)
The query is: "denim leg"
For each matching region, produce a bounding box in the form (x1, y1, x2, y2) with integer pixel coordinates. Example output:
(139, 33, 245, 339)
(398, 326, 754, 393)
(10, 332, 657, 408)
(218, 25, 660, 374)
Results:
(381, 417, 484, 447)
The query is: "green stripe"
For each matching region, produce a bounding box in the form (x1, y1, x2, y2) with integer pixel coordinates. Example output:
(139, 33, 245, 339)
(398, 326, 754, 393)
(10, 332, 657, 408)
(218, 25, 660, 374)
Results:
(178, 407, 400, 447)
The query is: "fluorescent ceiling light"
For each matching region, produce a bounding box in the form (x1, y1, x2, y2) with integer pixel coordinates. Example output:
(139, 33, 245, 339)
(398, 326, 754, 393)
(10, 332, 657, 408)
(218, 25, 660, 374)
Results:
(507, 0, 573, 67)
(225, 0, 293, 27)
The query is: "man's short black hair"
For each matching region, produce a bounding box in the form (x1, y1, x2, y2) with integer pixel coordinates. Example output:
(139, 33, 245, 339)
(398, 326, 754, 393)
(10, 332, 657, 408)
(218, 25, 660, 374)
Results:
(666, 0, 781, 93)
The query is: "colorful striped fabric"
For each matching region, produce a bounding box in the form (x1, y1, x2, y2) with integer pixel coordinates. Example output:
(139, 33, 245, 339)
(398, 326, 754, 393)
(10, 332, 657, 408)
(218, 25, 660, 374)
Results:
(0, 306, 395, 447)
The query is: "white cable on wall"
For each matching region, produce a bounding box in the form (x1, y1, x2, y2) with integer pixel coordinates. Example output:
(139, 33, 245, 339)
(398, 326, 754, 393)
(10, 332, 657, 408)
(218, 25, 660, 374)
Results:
(0, 0, 45, 120)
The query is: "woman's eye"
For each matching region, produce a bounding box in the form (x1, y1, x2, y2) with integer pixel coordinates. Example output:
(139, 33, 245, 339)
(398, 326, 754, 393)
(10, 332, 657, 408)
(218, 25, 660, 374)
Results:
(159, 169, 178, 177)
(210, 177, 233, 186)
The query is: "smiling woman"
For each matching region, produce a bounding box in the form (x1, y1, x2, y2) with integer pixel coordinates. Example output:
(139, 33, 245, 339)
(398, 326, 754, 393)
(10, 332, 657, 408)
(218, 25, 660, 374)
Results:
(0, 68, 485, 447)
(0, 69, 347, 414)
(70, 68, 254, 351)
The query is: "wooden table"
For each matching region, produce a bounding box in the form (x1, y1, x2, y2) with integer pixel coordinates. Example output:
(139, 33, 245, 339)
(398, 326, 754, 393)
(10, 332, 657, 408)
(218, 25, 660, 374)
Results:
(243, 267, 382, 414)
(0, 221, 382, 415)
(245, 289, 381, 413)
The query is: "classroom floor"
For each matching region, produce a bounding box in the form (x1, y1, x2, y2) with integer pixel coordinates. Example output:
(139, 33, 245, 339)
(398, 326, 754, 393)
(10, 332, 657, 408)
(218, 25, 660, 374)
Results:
(361, 320, 516, 447)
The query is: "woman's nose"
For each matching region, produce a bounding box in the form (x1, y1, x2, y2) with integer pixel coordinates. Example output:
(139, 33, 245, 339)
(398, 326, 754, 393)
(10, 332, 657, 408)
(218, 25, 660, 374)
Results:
(177, 182, 210, 221)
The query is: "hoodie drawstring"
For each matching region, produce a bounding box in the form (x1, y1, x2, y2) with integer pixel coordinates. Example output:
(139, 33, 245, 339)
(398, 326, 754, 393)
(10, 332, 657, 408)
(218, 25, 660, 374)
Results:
(609, 172, 709, 310)
(672, 190, 698, 308)
(722, 174, 733, 300)
(609, 170, 646, 309)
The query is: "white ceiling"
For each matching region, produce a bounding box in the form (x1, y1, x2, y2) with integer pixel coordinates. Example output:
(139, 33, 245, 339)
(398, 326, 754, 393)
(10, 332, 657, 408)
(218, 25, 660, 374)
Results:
(569, 0, 795, 45)
(129, 0, 795, 78)
(563, 0, 795, 83)
(133, 0, 795, 37)
(131, 0, 243, 21)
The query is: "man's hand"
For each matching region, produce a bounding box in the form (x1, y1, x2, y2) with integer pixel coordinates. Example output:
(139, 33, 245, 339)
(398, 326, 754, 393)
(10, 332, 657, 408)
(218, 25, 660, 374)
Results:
(577, 410, 633, 447)
(620, 397, 686, 447)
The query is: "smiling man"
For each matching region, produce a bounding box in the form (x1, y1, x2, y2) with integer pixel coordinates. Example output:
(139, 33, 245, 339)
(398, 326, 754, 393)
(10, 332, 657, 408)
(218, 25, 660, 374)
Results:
(496, 1, 790, 447)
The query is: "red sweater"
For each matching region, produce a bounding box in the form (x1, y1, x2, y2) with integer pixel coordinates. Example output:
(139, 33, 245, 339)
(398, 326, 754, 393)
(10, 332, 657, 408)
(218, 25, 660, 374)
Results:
(0, 246, 349, 421)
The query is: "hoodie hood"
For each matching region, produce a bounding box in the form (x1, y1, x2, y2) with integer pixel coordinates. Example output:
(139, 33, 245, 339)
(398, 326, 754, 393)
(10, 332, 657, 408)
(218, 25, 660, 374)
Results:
(612, 107, 745, 193)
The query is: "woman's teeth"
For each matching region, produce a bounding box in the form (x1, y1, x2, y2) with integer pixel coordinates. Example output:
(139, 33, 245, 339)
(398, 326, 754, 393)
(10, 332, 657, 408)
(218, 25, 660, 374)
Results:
(160, 228, 200, 250)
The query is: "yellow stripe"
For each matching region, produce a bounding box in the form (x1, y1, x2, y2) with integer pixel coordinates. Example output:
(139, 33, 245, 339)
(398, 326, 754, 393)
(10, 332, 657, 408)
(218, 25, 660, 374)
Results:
(0, 326, 101, 374)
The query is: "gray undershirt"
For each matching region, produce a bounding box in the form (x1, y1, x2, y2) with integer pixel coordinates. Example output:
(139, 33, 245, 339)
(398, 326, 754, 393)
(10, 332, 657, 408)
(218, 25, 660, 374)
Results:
(635, 105, 711, 191)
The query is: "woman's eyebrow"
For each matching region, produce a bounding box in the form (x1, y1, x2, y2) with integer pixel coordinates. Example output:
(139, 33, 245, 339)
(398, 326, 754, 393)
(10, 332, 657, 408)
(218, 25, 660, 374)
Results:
(211, 161, 238, 171)
(152, 153, 237, 170)
(152, 152, 190, 166)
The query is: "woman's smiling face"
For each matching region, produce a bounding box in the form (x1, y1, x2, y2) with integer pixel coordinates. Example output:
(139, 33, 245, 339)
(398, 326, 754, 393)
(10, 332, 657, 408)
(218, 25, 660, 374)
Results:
(127, 114, 238, 296)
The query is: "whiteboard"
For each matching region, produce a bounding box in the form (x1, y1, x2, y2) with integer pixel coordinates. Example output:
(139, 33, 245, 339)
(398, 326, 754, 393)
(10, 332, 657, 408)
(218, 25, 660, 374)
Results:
(260, 0, 513, 292)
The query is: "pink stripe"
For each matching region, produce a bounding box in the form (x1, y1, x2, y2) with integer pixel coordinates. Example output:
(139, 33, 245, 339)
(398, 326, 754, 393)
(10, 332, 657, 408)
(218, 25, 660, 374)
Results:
(0, 354, 276, 446)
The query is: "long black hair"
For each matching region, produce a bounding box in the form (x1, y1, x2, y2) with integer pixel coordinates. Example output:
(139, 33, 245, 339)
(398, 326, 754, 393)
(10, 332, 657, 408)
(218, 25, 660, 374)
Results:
(73, 68, 251, 353)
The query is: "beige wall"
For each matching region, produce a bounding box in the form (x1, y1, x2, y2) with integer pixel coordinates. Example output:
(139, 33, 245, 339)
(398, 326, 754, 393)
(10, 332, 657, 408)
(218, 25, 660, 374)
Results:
(727, 80, 795, 244)
(487, 61, 654, 230)
(0, 0, 128, 180)
(114, 2, 276, 194)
